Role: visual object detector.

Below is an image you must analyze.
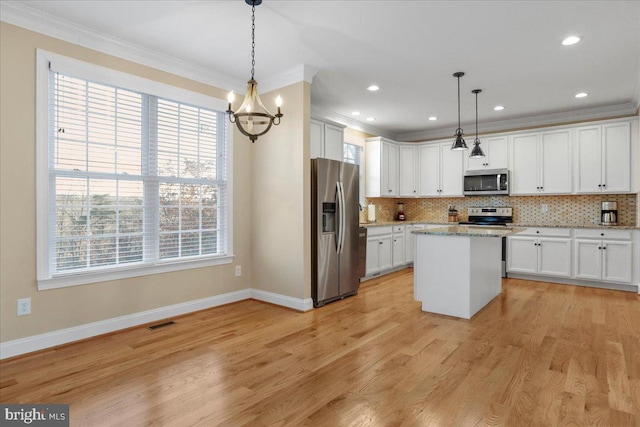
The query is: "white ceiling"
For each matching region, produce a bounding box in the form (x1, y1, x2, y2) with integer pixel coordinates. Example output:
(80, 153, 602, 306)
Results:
(5, 0, 640, 140)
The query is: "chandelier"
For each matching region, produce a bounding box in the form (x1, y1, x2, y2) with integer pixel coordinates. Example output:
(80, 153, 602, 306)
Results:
(226, 0, 283, 142)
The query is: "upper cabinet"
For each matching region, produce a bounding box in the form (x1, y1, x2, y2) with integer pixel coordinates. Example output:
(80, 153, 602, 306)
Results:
(399, 144, 419, 197)
(310, 119, 345, 162)
(365, 137, 399, 197)
(574, 122, 631, 193)
(363, 117, 636, 199)
(465, 136, 508, 171)
(418, 142, 464, 197)
(510, 130, 572, 195)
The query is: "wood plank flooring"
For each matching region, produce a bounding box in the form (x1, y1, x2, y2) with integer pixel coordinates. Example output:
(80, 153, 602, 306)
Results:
(1, 270, 639, 426)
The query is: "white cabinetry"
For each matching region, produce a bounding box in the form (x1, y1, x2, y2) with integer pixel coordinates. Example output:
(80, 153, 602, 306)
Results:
(510, 130, 572, 195)
(365, 226, 393, 276)
(507, 228, 572, 277)
(405, 224, 425, 263)
(575, 122, 631, 193)
(392, 225, 405, 267)
(365, 137, 399, 197)
(574, 229, 633, 284)
(399, 145, 419, 197)
(310, 119, 345, 161)
(465, 136, 508, 171)
(418, 142, 463, 197)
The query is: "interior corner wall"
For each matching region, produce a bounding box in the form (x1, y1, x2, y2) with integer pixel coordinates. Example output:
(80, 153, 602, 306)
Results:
(637, 106, 640, 227)
(0, 22, 252, 343)
(250, 81, 311, 300)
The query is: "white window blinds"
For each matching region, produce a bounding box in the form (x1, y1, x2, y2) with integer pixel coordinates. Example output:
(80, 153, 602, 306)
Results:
(38, 52, 231, 287)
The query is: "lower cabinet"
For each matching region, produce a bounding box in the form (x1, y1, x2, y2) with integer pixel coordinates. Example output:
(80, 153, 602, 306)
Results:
(405, 224, 425, 263)
(574, 239, 632, 283)
(392, 225, 405, 267)
(508, 227, 636, 286)
(366, 226, 393, 276)
(507, 235, 572, 277)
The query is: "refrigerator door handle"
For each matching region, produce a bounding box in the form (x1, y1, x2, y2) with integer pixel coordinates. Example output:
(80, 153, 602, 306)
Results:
(336, 182, 343, 254)
(338, 181, 346, 254)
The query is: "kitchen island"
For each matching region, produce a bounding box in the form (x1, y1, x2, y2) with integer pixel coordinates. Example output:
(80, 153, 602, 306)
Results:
(413, 226, 524, 319)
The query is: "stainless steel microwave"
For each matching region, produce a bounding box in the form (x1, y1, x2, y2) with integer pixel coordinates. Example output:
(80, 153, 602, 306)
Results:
(463, 169, 509, 196)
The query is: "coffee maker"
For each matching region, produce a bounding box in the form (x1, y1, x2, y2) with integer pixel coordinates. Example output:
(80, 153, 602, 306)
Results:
(601, 201, 618, 226)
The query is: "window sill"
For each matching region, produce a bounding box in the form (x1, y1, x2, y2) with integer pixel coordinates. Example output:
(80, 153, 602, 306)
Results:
(37, 255, 234, 291)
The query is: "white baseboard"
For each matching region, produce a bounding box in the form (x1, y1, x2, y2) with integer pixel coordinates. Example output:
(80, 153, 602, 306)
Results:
(250, 289, 314, 312)
(0, 288, 314, 360)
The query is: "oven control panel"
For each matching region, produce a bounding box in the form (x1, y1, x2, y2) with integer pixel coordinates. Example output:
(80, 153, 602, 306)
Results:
(467, 207, 512, 217)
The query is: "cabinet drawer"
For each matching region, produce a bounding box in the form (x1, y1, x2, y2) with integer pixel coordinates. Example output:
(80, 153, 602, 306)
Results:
(393, 225, 405, 234)
(367, 226, 393, 236)
(521, 227, 572, 237)
(574, 229, 632, 240)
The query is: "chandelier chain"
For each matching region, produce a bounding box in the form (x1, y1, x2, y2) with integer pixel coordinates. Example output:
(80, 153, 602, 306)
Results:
(457, 76, 461, 129)
(251, 2, 256, 79)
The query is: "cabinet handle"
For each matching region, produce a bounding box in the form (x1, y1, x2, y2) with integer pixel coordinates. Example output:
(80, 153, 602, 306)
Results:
(603, 246, 606, 250)
(536, 231, 540, 234)
(379, 241, 383, 245)
(598, 184, 602, 188)
(602, 184, 606, 188)
(388, 189, 392, 192)
(601, 233, 604, 236)
(598, 246, 602, 250)
(413, 190, 416, 193)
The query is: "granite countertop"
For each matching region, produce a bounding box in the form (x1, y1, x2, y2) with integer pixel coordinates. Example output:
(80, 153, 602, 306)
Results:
(413, 225, 526, 238)
(360, 221, 640, 230)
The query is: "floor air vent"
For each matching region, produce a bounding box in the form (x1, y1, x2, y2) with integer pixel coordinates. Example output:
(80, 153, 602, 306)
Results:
(147, 321, 175, 330)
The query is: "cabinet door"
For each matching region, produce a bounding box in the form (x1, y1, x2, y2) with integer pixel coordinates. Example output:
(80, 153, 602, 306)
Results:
(405, 224, 425, 263)
(392, 234, 405, 267)
(507, 236, 538, 273)
(378, 235, 393, 271)
(602, 240, 632, 283)
(575, 126, 602, 193)
(538, 238, 572, 277)
(486, 137, 508, 169)
(365, 237, 380, 276)
(440, 144, 464, 196)
(510, 134, 539, 194)
(323, 124, 344, 161)
(602, 122, 631, 193)
(310, 119, 324, 159)
(540, 130, 572, 194)
(399, 145, 418, 196)
(573, 239, 602, 280)
(418, 144, 440, 196)
(382, 143, 399, 197)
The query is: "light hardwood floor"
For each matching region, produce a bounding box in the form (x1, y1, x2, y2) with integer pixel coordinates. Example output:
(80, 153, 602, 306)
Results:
(1, 270, 639, 426)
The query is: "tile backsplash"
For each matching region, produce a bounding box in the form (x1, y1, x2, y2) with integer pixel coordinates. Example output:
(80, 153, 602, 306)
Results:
(361, 194, 637, 226)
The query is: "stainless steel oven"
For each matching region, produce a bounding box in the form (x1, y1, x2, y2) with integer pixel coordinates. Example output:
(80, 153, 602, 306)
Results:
(459, 207, 513, 277)
(463, 169, 509, 196)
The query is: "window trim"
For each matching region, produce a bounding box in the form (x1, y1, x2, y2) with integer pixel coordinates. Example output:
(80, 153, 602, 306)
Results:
(36, 50, 234, 290)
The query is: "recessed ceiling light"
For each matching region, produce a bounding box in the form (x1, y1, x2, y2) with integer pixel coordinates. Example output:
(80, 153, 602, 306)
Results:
(562, 36, 581, 46)
(575, 92, 588, 98)
(428, 116, 438, 121)
(366, 117, 375, 122)
(367, 85, 379, 92)
(352, 111, 361, 116)
(494, 105, 505, 111)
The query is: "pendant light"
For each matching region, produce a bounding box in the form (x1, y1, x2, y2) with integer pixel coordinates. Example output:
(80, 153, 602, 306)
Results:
(226, 0, 283, 142)
(451, 72, 467, 150)
(469, 89, 486, 158)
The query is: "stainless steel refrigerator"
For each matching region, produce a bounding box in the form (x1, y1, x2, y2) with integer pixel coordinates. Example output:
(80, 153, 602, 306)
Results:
(311, 158, 360, 307)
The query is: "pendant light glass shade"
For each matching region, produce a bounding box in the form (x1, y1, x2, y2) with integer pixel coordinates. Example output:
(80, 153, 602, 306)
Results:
(451, 72, 468, 150)
(226, 0, 283, 142)
(469, 89, 485, 158)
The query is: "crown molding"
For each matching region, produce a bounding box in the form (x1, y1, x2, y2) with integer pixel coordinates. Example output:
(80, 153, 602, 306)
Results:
(397, 102, 639, 142)
(633, 70, 640, 113)
(310, 105, 397, 140)
(0, 1, 247, 93)
(260, 64, 318, 93)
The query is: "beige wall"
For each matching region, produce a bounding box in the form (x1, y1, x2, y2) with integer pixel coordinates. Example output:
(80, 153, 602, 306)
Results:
(250, 82, 312, 300)
(637, 106, 640, 226)
(0, 22, 253, 342)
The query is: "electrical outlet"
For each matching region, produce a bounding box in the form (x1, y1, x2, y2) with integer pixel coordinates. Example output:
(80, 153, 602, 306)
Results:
(17, 298, 31, 316)
(235, 265, 242, 277)
(541, 204, 549, 212)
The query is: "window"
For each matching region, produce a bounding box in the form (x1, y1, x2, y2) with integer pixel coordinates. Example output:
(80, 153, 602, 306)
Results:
(37, 51, 233, 289)
(343, 142, 365, 206)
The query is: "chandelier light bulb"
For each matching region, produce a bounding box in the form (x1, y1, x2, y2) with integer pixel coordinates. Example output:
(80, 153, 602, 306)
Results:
(227, 91, 235, 103)
(275, 95, 282, 107)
